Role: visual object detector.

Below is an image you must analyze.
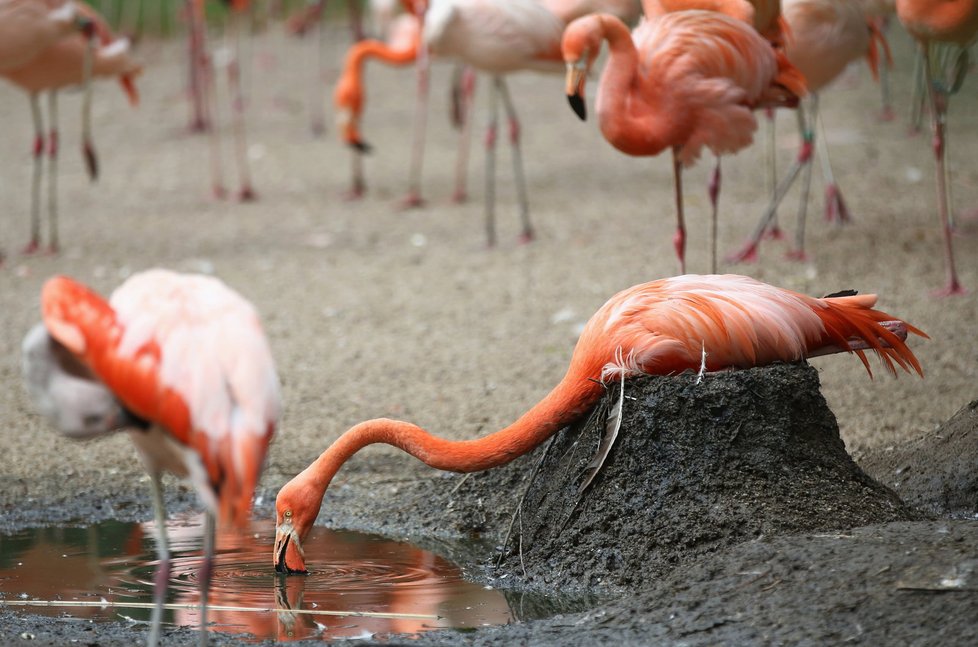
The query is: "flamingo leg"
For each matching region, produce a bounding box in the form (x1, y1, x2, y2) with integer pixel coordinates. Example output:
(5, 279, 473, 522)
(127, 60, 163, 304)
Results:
(816, 100, 850, 227)
(764, 108, 784, 240)
(908, 47, 926, 135)
(347, 147, 367, 200)
(708, 156, 721, 273)
(197, 510, 216, 647)
(728, 104, 812, 264)
(204, 46, 227, 200)
(672, 150, 686, 274)
(496, 77, 533, 244)
(922, 45, 964, 296)
(484, 77, 500, 247)
(451, 66, 476, 204)
(309, 1, 327, 136)
(81, 22, 98, 181)
(25, 94, 44, 255)
(147, 472, 170, 647)
(227, 10, 257, 201)
(400, 20, 430, 210)
(186, 0, 209, 132)
(46, 92, 60, 254)
(348, 0, 365, 41)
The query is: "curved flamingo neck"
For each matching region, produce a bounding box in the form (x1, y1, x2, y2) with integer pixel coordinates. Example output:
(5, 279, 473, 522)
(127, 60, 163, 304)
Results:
(594, 16, 673, 156)
(301, 374, 605, 495)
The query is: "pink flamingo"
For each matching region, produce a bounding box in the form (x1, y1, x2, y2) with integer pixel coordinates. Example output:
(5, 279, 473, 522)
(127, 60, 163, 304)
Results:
(896, 0, 976, 295)
(728, 0, 890, 263)
(273, 273, 924, 574)
(0, 0, 140, 255)
(22, 269, 282, 647)
(561, 10, 805, 273)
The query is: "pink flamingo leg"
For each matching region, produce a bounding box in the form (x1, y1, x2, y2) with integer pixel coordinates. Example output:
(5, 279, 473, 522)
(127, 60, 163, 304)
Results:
(672, 151, 686, 274)
(197, 511, 216, 647)
(186, 0, 209, 132)
(46, 91, 60, 254)
(147, 472, 170, 647)
(708, 156, 721, 273)
(399, 2, 430, 210)
(497, 78, 533, 244)
(728, 106, 813, 264)
(923, 46, 965, 296)
(763, 108, 784, 241)
(451, 66, 476, 204)
(227, 11, 257, 201)
(24, 94, 44, 255)
(484, 77, 500, 247)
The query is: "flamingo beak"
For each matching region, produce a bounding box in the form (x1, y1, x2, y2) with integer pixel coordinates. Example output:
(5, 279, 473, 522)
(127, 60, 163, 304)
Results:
(337, 109, 372, 154)
(274, 520, 308, 575)
(565, 61, 587, 121)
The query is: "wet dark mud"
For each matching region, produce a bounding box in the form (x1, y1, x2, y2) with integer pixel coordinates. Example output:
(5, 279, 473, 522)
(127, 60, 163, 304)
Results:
(3, 365, 976, 646)
(860, 398, 978, 518)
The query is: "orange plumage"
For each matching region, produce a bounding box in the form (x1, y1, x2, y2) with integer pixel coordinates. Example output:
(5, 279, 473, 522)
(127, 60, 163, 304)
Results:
(274, 274, 924, 574)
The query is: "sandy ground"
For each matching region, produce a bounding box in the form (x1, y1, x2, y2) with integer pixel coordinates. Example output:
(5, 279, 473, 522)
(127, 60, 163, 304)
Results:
(0, 19, 977, 646)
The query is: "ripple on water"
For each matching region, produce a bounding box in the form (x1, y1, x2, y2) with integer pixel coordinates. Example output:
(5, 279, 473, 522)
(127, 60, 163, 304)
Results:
(0, 513, 592, 642)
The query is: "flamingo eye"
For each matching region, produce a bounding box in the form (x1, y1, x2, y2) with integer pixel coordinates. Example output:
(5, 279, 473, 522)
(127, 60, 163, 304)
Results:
(284, 510, 292, 519)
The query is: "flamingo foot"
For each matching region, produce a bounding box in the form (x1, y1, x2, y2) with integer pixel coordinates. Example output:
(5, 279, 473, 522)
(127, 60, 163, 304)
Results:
(341, 186, 366, 201)
(879, 106, 896, 122)
(517, 229, 535, 245)
(725, 241, 759, 264)
(188, 119, 209, 134)
(763, 225, 785, 241)
(396, 191, 425, 210)
(21, 240, 40, 255)
(784, 248, 809, 262)
(239, 186, 258, 202)
(450, 189, 468, 204)
(213, 185, 228, 201)
(932, 280, 967, 297)
(45, 244, 59, 256)
(824, 185, 851, 223)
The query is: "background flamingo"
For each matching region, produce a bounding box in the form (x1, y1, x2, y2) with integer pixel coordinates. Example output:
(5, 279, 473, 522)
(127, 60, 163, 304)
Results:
(896, 0, 976, 295)
(0, 0, 139, 255)
(22, 269, 282, 647)
(274, 273, 924, 574)
(728, 0, 889, 263)
(561, 10, 805, 273)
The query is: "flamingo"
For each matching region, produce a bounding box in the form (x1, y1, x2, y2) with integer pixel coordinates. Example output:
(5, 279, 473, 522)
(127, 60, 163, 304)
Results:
(728, 0, 889, 263)
(0, 0, 81, 72)
(561, 11, 805, 274)
(420, 0, 567, 246)
(21, 269, 282, 647)
(896, 0, 976, 295)
(336, 0, 641, 210)
(0, 0, 140, 255)
(274, 273, 925, 574)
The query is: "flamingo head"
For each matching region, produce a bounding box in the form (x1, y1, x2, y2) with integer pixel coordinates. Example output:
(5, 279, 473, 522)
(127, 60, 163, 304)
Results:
(333, 84, 371, 153)
(273, 479, 322, 575)
(561, 16, 605, 122)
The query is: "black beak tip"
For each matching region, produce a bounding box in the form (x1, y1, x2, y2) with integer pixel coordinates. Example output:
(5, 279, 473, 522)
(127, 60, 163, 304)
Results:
(568, 94, 587, 121)
(350, 139, 372, 154)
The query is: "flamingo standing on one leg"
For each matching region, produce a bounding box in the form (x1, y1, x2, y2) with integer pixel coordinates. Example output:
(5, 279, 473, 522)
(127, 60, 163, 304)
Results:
(728, 0, 889, 263)
(1, 0, 140, 255)
(273, 273, 924, 574)
(896, 0, 976, 296)
(561, 11, 805, 273)
(22, 269, 282, 647)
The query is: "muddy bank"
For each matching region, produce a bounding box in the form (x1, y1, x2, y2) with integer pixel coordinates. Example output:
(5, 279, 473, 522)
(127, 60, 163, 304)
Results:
(6, 363, 975, 646)
(860, 399, 978, 518)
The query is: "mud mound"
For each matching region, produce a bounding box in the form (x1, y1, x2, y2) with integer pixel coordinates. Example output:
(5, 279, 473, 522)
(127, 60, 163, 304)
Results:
(494, 363, 921, 589)
(860, 399, 978, 517)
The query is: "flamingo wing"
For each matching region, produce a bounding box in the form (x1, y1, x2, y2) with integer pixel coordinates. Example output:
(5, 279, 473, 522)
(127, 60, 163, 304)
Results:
(41, 270, 281, 524)
(576, 274, 924, 380)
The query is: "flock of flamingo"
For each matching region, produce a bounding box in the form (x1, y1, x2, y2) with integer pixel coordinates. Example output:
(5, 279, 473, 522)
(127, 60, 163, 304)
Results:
(4, 0, 974, 645)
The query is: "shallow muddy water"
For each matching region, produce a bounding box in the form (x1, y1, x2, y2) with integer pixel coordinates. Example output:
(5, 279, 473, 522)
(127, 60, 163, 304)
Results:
(0, 514, 588, 641)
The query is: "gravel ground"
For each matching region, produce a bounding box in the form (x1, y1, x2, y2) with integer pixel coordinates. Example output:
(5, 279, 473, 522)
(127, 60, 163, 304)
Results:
(0, 19, 976, 646)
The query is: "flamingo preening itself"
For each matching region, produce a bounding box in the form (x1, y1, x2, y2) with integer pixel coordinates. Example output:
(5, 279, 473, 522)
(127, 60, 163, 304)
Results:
(274, 273, 925, 575)
(22, 269, 281, 647)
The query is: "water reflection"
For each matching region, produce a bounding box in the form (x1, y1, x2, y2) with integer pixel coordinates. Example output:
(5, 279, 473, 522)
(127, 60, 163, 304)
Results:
(0, 514, 589, 641)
